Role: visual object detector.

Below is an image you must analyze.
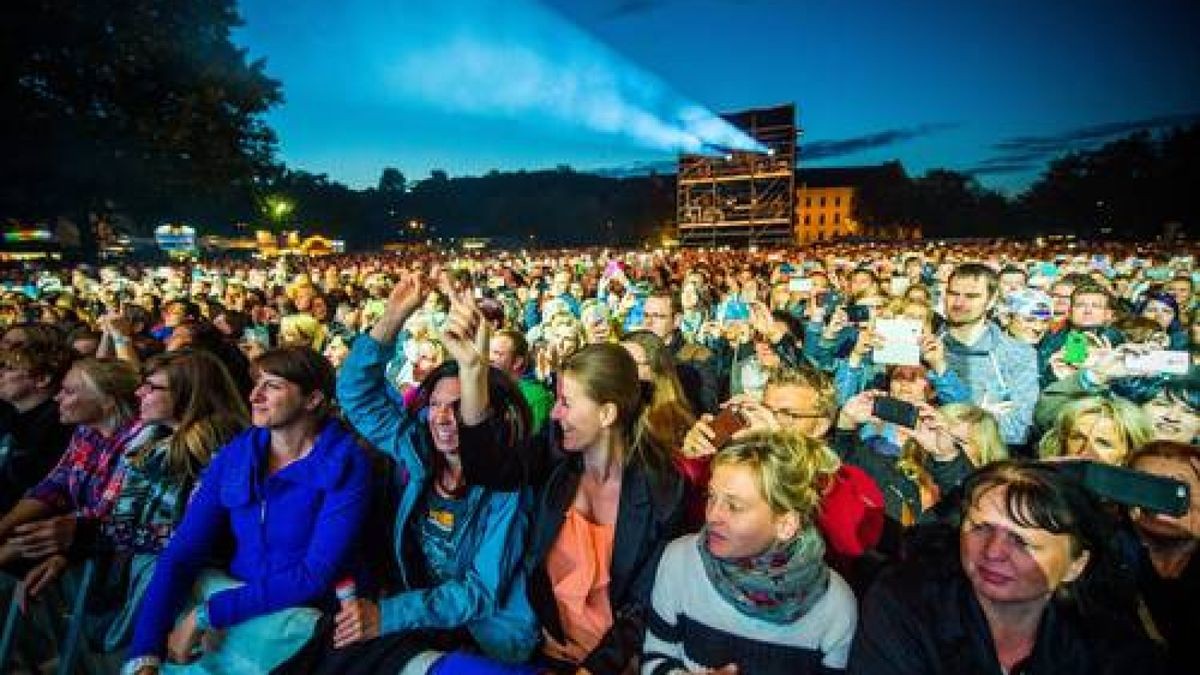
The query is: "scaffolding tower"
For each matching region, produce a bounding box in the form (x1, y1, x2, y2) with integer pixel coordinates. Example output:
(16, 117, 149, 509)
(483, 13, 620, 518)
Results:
(677, 104, 797, 247)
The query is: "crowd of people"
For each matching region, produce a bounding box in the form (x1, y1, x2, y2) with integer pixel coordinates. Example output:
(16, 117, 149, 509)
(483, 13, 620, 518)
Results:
(0, 238, 1198, 674)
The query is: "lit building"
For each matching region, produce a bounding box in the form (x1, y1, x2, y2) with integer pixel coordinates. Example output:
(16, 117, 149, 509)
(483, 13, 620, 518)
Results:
(795, 163, 922, 243)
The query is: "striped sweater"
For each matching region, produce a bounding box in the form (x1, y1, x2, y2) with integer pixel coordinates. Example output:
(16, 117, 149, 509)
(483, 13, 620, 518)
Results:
(642, 534, 857, 675)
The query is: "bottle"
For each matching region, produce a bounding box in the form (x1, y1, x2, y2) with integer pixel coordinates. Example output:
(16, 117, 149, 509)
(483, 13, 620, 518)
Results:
(335, 577, 357, 607)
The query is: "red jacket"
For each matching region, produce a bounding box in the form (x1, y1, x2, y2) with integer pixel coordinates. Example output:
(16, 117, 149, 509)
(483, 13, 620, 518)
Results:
(673, 454, 884, 573)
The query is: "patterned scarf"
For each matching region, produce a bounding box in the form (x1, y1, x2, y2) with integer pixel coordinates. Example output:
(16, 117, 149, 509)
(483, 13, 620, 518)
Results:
(697, 525, 831, 625)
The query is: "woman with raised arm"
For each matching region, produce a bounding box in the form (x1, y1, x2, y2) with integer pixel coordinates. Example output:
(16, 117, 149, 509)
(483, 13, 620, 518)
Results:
(325, 269, 538, 673)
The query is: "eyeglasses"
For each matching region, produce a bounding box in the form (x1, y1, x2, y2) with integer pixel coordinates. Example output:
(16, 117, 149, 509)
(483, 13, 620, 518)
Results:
(765, 405, 827, 425)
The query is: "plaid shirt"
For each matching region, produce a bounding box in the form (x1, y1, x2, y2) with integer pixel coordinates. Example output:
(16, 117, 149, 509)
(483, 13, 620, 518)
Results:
(27, 419, 154, 518)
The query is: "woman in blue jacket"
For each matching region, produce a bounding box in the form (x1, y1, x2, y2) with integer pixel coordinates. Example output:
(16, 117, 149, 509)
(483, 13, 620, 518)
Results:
(123, 346, 371, 675)
(325, 270, 539, 673)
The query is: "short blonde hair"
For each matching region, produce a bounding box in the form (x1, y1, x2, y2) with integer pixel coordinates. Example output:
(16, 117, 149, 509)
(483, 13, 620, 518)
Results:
(940, 403, 1007, 466)
(714, 429, 840, 522)
(766, 366, 837, 420)
(73, 358, 140, 425)
(1038, 395, 1154, 465)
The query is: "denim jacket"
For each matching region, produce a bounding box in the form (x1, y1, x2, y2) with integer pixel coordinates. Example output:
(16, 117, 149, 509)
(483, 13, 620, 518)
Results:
(337, 335, 538, 662)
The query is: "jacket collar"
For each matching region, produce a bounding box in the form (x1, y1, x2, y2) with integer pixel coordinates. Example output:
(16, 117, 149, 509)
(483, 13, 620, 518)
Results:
(231, 418, 356, 490)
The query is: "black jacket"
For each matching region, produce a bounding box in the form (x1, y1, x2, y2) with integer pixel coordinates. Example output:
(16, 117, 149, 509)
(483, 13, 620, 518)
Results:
(0, 398, 74, 514)
(526, 455, 684, 674)
(850, 526, 1166, 675)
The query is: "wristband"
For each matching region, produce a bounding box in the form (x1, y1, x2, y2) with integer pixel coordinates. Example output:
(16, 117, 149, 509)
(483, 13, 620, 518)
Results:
(112, 334, 131, 348)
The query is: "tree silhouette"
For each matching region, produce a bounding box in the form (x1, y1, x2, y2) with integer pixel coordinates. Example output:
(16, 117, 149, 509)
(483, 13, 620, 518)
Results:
(0, 0, 282, 230)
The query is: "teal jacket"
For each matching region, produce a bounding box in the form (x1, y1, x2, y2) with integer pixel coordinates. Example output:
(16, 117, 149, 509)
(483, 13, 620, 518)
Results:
(337, 335, 538, 663)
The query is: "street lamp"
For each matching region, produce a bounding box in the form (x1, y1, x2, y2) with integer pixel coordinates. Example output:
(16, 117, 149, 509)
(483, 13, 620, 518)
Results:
(263, 195, 294, 231)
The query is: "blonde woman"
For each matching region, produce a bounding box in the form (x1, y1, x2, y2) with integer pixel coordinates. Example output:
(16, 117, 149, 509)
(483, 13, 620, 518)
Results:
(1037, 395, 1154, 465)
(938, 403, 1007, 467)
(0, 359, 155, 567)
(16, 350, 249, 657)
(643, 430, 857, 674)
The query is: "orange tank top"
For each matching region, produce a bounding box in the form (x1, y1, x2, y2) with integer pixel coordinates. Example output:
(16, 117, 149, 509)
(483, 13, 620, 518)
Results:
(544, 507, 616, 661)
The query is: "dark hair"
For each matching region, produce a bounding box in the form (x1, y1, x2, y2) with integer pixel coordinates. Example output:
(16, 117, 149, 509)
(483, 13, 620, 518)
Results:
(1136, 290, 1183, 333)
(217, 309, 251, 338)
(949, 263, 1000, 300)
(961, 461, 1128, 617)
(1130, 439, 1200, 479)
(411, 360, 533, 462)
(142, 349, 249, 479)
(254, 346, 336, 417)
(2, 322, 66, 352)
(492, 328, 530, 362)
(1071, 283, 1116, 311)
(1, 342, 75, 388)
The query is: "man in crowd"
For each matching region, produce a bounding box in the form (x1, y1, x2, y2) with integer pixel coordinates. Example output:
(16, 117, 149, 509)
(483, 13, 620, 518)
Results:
(0, 343, 75, 514)
(488, 328, 553, 433)
(642, 289, 721, 414)
(941, 263, 1040, 450)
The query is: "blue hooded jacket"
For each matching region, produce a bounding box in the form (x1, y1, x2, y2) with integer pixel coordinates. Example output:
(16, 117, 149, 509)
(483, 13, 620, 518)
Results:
(129, 419, 371, 660)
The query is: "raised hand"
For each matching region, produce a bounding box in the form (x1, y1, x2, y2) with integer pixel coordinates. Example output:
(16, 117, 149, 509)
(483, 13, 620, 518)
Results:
(369, 269, 431, 344)
(920, 333, 948, 375)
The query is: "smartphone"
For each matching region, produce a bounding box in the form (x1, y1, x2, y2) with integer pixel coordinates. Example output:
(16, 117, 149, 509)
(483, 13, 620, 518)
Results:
(872, 396, 919, 428)
(1063, 331, 1089, 366)
(710, 408, 749, 448)
(846, 304, 871, 324)
(1053, 461, 1190, 517)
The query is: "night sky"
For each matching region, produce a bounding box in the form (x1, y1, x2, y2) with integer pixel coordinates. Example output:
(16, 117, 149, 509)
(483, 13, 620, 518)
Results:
(235, 0, 1200, 193)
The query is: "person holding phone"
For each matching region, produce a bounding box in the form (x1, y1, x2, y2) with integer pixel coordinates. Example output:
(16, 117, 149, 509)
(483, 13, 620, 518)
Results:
(832, 298, 968, 407)
(834, 375, 974, 531)
(679, 367, 885, 578)
(1123, 441, 1200, 674)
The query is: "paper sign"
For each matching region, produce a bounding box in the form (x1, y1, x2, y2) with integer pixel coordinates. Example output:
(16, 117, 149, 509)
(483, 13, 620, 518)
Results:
(1124, 350, 1190, 376)
(873, 318, 923, 366)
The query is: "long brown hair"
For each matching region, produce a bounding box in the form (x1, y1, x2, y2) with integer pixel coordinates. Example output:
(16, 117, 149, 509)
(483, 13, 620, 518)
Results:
(560, 343, 672, 474)
(621, 330, 696, 457)
(141, 349, 249, 479)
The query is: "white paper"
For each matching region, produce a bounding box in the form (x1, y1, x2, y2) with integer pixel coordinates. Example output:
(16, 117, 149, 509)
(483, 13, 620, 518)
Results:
(1124, 350, 1190, 376)
(873, 318, 923, 366)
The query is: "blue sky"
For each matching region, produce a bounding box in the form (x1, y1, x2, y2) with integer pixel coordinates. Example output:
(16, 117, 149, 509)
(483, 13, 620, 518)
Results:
(235, 0, 1200, 193)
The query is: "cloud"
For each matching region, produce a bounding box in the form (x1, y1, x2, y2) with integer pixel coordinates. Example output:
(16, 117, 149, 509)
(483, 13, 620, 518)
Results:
(801, 123, 958, 160)
(971, 111, 1200, 177)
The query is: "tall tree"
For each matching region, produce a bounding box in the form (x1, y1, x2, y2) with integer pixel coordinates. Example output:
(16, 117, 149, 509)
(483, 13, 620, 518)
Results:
(0, 0, 282, 231)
